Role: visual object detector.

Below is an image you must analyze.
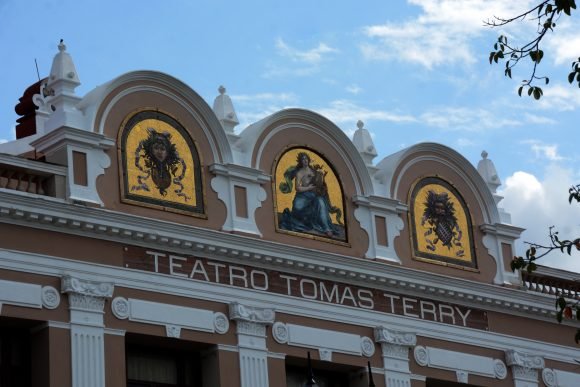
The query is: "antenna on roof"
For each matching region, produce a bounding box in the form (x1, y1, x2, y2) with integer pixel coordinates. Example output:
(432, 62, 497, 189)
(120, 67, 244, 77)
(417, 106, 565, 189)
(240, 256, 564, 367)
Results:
(34, 58, 41, 82)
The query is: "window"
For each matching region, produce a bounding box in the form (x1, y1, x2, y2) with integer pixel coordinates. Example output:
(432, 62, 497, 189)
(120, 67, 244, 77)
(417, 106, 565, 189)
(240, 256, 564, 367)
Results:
(0, 320, 31, 387)
(285, 356, 361, 387)
(126, 336, 204, 387)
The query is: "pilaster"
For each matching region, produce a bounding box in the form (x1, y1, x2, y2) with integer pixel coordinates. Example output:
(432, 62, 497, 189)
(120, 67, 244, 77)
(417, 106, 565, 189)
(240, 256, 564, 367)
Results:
(375, 326, 416, 387)
(229, 302, 275, 387)
(505, 350, 545, 387)
(61, 275, 114, 387)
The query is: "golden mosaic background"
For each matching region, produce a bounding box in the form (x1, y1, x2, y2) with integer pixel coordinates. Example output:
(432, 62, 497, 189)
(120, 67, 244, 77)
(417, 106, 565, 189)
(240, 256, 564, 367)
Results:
(275, 148, 344, 226)
(125, 118, 197, 206)
(412, 183, 473, 263)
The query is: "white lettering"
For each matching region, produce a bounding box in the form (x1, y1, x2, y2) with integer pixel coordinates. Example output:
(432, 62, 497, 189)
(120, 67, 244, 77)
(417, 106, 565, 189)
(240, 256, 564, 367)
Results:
(340, 287, 357, 306)
(229, 266, 248, 287)
(279, 274, 297, 296)
(207, 261, 225, 283)
(319, 282, 339, 303)
(357, 289, 374, 309)
(169, 255, 187, 277)
(189, 260, 209, 281)
(383, 293, 400, 314)
(402, 297, 419, 318)
(455, 307, 471, 327)
(420, 301, 438, 321)
(439, 304, 456, 325)
(146, 250, 165, 273)
(300, 279, 318, 299)
(250, 270, 268, 291)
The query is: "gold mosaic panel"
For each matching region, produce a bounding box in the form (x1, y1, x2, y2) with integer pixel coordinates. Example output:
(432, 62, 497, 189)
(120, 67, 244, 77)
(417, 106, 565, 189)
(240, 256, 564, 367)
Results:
(274, 147, 347, 243)
(119, 110, 204, 215)
(410, 177, 476, 268)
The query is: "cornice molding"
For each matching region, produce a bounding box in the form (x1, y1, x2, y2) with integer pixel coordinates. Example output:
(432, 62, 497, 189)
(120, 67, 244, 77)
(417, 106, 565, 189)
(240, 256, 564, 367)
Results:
(0, 191, 574, 326)
(2, 247, 580, 364)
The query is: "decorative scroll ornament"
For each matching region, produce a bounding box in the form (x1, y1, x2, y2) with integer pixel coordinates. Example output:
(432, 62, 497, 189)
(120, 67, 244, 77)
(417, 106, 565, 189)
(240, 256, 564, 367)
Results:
(319, 348, 332, 361)
(374, 327, 417, 346)
(494, 359, 508, 380)
(213, 312, 229, 334)
(414, 346, 429, 366)
(456, 370, 468, 383)
(61, 275, 114, 298)
(360, 336, 376, 357)
(542, 368, 557, 387)
(165, 325, 181, 338)
(111, 297, 130, 319)
(229, 302, 275, 324)
(41, 286, 60, 309)
(272, 322, 289, 344)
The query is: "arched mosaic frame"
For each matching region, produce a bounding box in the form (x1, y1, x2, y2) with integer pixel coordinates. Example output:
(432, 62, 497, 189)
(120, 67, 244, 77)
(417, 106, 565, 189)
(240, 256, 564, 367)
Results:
(118, 109, 205, 216)
(273, 146, 348, 245)
(409, 176, 477, 270)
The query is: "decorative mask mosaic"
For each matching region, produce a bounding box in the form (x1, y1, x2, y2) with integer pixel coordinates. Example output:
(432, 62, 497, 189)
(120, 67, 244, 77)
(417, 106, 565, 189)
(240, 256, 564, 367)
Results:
(410, 177, 476, 269)
(119, 110, 204, 216)
(274, 147, 347, 243)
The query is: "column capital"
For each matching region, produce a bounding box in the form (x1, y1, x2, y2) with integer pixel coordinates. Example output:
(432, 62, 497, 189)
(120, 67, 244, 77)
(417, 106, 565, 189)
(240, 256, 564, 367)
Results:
(61, 275, 114, 312)
(229, 302, 275, 324)
(505, 350, 544, 384)
(374, 326, 416, 347)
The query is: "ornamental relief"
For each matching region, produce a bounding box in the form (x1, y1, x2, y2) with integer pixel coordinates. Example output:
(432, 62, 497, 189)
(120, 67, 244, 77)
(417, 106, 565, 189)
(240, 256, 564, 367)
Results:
(274, 147, 347, 244)
(119, 109, 204, 216)
(409, 176, 477, 269)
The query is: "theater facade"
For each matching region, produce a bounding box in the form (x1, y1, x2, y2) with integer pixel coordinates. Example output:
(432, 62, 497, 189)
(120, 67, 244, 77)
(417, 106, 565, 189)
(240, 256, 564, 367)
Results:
(1, 42, 579, 387)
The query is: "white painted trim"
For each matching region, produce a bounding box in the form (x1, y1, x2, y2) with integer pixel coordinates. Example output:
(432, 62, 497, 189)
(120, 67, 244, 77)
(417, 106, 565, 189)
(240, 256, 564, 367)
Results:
(0, 191, 567, 326)
(111, 297, 229, 337)
(272, 322, 375, 360)
(1, 248, 579, 364)
(542, 368, 580, 387)
(0, 279, 44, 309)
(414, 345, 507, 380)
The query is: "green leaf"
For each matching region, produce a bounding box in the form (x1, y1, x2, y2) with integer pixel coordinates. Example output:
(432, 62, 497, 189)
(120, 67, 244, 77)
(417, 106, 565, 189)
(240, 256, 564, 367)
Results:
(545, 77, 550, 85)
(527, 262, 537, 273)
(575, 329, 580, 344)
(533, 87, 542, 100)
(567, 243, 572, 255)
(518, 86, 523, 96)
(528, 87, 533, 96)
(557, 310, 563, 323)
(576, 308, 580, 320)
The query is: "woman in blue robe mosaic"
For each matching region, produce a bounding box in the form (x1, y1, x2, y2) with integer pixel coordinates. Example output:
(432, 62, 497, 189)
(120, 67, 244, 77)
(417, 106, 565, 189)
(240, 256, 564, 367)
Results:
(279, 152, 343, 239)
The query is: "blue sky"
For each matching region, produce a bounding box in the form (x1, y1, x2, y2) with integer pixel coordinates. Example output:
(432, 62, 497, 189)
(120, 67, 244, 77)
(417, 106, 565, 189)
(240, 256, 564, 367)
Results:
(1, 0, 579, 270)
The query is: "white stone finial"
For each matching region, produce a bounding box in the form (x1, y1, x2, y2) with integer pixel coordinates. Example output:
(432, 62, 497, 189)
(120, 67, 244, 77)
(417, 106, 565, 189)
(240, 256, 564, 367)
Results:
(477, 150, 501, 193)
(212, 85, 239, 134)
(48, 39, 80, 87)
(352, 119, 377, 166)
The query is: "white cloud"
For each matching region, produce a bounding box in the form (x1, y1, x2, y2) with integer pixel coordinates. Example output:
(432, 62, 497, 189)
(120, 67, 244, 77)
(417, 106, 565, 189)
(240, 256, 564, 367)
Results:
(360, 0, 534, 68)
(545, 19, 580, 66)
(456, 138, 476, 147)
(537, 84, 580, 111)
(0, 138, 7, 144)
(263, 39, 339, 79)
(231, 93, 298, 104)
(314, 100, 417, 126)
(346, 84, 362, 95)
(522, 113, 557, 125)
(500, 166, 580, 272)
(275, 38, 338, 64)
(420, 107, 520, 131)
(522, 139, 564, 161)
